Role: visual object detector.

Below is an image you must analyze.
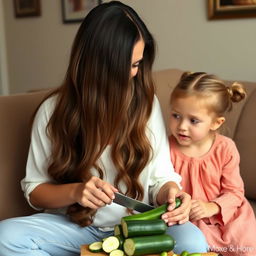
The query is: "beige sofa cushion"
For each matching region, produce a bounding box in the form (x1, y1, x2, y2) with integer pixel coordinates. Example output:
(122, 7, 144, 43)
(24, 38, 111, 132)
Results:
(234, 89, 256, 200)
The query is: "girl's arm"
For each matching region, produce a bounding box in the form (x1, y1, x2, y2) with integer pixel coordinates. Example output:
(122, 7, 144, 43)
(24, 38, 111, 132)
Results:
(208, 138, 244, 225)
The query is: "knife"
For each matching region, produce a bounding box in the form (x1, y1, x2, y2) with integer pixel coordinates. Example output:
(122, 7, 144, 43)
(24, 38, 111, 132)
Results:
(113, 192, 155, 212)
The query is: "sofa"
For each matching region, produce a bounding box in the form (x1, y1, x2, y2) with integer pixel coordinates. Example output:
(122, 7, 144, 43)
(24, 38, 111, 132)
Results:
(0, 69, 255, 221)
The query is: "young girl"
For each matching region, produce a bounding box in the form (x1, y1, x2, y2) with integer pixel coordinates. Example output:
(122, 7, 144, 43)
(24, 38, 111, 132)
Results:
(169, 72, 256, 256)
(0, 3, 208, 256)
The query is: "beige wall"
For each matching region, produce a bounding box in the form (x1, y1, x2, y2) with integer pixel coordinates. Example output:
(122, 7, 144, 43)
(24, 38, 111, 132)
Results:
(2, 0, 256, 94)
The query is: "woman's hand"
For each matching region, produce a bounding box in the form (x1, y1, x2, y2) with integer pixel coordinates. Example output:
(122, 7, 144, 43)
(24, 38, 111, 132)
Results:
(73, 176, 118, 209)
(156, 181, 191, 226)
(161, 191, 191, 226)
(189, 200, 220, 221)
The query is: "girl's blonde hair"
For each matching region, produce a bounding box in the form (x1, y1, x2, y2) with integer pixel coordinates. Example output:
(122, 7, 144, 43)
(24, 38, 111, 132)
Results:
(170, 72, 246, 116)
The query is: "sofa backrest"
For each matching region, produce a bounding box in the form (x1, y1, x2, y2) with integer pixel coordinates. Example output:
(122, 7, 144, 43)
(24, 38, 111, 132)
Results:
(153, 69, 256, 202)
(0, 69, 255, 221)
(0, 91, 49, 220)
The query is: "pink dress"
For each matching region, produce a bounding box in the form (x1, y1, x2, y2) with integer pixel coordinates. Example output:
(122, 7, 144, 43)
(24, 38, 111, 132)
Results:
(169, 134, 256, 256)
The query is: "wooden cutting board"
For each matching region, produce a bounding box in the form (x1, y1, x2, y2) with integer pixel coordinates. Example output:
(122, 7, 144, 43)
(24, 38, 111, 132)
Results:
(80, 245, 175, 256)
(80, 245, 220, 256)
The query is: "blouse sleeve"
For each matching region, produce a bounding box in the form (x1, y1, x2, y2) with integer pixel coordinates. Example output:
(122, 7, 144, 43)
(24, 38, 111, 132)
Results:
(210, 138, 245, 225)
(146, 96, 182, 205)
(20, 97, 55, 210)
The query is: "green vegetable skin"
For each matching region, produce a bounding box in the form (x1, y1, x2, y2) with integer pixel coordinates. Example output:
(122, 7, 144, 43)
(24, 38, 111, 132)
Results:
(123, 198, 182, 221)
(180, 251, 189, 256)
(123, 234, 175, 256)
(121, 219, 167, 238)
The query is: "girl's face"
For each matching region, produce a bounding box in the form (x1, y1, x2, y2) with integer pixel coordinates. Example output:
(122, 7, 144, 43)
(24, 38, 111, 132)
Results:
(169, 95, 224, 147)
(130, 38, 144, 78)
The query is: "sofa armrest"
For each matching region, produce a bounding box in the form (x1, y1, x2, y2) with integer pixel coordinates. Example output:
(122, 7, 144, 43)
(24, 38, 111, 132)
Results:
(0, 91, 49, 220)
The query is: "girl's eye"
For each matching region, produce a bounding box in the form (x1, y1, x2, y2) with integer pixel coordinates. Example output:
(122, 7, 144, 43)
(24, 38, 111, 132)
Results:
(172, 113, 180, 119)
(191, 118, 200, 124)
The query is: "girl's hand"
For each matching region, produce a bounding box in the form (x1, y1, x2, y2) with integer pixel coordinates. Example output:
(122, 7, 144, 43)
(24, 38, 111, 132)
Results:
(189, 200, 220, 221)
(73, 176, 118, 209)
(161, 191, 191, 226)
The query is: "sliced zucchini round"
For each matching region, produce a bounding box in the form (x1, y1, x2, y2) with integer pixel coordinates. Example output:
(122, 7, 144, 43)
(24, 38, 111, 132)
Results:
(114, 224, 123, 236)
(88, 241, 103, 252)
(109, 249, 125, 256)
(102, 236, 120, 253)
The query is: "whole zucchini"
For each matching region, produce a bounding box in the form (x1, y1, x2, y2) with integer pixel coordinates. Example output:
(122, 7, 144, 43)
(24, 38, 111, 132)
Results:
(121, 219, 167, 238)
(122, 198, 181, 221)
(123, 234, 175, 256)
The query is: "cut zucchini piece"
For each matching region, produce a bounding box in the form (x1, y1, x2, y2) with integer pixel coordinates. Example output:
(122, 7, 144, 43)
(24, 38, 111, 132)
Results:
(181, 251, 189, 256)
(88, 241, 103, 252)
(114, 224, 123, 236)
(110, 249, 125, 256)
(123, 234, 175, 256)
(121, 219, 167, 238)
(102, 236, 120, 253)
(115, 234, 125, 249)
(175, 198, 182, 208)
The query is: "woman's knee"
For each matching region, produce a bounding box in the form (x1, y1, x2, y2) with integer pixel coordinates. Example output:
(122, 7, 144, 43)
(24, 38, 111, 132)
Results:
(166, 222, 208, 254)
(0, 217, 29, 250)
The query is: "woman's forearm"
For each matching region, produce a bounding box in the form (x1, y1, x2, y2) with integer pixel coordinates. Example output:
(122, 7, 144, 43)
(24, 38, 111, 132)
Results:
(29, 182, 81, 209)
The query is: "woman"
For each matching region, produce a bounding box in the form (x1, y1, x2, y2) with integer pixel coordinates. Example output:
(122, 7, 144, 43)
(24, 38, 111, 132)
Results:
(0, 2, 208, 255)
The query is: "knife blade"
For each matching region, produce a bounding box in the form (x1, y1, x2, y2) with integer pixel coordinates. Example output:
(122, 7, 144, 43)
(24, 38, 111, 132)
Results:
(113, 192, 155, 212)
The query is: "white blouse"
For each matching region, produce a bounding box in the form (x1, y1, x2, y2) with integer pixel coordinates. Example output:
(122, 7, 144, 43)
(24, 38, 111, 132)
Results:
(21, 95, 181, 230)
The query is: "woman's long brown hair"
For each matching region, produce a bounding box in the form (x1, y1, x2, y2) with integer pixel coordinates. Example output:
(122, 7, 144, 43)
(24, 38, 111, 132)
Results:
(42, 1, 155, 226)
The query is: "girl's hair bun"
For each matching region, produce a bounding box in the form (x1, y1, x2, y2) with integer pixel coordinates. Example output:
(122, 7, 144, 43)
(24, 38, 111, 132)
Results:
(227, 82, 246, 103)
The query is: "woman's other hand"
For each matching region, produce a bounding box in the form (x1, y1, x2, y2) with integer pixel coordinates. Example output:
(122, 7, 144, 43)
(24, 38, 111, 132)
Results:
(161, 190, 191, 226)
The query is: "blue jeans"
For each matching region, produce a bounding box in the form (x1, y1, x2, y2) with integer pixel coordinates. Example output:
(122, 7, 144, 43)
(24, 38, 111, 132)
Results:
(0, 213, 208, 256)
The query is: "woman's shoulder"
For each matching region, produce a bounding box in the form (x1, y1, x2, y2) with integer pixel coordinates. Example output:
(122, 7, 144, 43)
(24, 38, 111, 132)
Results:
(34, 94, 58, 123)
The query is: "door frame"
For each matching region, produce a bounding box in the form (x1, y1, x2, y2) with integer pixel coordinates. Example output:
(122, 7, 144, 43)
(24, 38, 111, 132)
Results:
(0, 0, 9, 95)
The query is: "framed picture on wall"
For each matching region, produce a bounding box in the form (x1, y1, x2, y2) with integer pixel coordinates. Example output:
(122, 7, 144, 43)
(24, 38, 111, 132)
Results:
(208, 0, 256, 19)
(62, 0, 102, 23)
(13, 0, 41, 18)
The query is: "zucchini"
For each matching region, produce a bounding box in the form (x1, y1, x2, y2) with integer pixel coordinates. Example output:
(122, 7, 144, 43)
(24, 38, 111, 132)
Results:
(114, 224, 123, 236)
(181, 251, 189, 256)
(102, 236, 120, 253)
(121, 219, 167, 238)
(115, 234, 125, 249)
(123, 234, 175, 256)
(110, 249, 125, 256)
(123, 198, 182, 221)
(88, 241, 103, 252)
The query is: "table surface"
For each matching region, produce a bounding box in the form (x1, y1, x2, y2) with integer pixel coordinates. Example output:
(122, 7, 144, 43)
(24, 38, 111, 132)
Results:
(80, 245, 220, 256)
